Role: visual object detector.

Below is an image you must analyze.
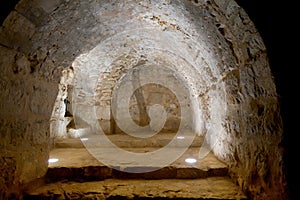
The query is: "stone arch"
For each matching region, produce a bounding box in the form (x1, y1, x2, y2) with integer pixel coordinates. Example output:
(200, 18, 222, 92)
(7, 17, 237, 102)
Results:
(0, 0, 286, 199)
(50, 66, 74, 141)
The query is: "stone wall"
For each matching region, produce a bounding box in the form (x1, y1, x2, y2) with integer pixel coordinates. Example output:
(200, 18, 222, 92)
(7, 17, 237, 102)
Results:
(50, 67, 74, 141)
(0, 46, 56, 198)
(94, 62, 193, 135)
(0, 0, 287, 199)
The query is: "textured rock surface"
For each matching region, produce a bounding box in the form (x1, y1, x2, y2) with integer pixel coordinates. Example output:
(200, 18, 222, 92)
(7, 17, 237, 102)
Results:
(0, 0, 287, 199)
(24, 136, 246, 199)
(46, 135, 227, 181)
(24, 178, 248, 200)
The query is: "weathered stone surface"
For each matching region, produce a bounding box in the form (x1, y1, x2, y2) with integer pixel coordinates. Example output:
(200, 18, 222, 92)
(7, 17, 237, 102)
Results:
(0, 0, 287, 199)
(55, 133, 203, 148)
(39, 134, 223, 186)
(23, 177, 248, 200)
(0, 11, 35, 53)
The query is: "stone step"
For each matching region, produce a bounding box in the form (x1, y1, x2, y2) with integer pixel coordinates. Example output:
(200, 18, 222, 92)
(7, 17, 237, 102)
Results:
(47, 147, 228, 182)
(27, 134, 249, 199)
(23, 177, 248, 200)
(54, 133, 203, 148)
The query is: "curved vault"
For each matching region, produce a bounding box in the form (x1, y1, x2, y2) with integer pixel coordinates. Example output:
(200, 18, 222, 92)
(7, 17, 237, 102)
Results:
(0, 0, 286, 199)
(49, 0, 284, 197)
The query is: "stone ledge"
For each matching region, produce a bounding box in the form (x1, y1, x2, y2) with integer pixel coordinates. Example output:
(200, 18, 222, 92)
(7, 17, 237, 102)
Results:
(46, 146, 228, 182)
(55, 133, 203, 148)
(24, 177, 248, 200)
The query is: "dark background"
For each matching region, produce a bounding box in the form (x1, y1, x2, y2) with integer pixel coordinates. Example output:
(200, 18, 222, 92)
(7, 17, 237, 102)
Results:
(0, 0, 297, 199)
(234, 1, 298, 199)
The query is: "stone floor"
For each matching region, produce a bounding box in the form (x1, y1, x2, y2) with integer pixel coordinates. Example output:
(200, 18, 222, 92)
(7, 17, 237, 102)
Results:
(23, 133, 248, 199)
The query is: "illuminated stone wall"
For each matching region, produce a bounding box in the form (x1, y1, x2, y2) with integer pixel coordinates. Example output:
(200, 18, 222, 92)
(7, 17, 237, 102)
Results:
(0, 0, 287, 199)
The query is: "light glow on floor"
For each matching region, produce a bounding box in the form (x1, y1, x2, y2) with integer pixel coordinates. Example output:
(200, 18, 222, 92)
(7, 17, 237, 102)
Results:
(185, 157, 197, 164)
(80, 138, 89, 141)
(48, 158, 59, 163)
(177, 136, 185, 140)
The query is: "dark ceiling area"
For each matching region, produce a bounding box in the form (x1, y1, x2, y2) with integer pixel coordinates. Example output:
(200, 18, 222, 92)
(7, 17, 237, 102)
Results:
(0, 0, 19, 24)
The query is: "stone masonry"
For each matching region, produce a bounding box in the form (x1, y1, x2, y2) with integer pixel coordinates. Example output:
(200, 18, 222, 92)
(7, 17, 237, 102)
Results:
(0, 0, 287, 199)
